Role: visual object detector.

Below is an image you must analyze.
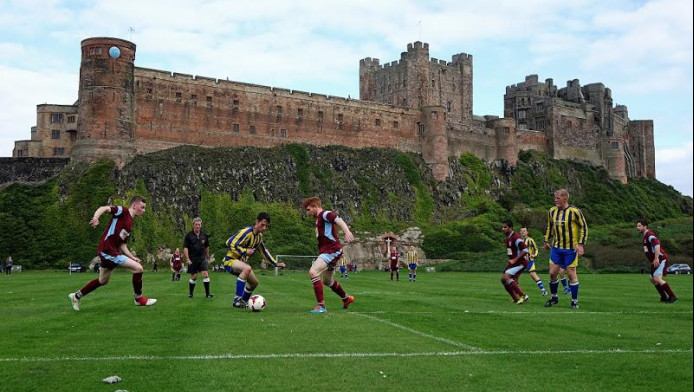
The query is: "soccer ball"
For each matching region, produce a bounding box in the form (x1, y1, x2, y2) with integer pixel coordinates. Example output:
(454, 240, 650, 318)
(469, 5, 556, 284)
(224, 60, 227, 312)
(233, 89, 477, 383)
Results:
(248, 295, 266, 312)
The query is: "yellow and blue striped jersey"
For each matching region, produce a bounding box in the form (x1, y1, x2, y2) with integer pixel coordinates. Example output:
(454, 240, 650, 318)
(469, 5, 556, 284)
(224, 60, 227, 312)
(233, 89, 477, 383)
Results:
(544, 205, 588, 250)
(524, 237, 538, 259)
(406, 250, 418, 265)
(224, 226, 277, 266)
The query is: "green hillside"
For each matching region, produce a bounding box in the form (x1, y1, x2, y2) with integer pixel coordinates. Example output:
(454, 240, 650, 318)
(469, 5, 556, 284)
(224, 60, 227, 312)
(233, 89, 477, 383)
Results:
(0, 146, 690, 271)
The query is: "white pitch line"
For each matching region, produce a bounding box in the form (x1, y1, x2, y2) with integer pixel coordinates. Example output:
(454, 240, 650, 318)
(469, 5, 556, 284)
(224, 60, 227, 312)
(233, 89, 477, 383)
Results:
(352, 310, 694, 315)
(350, 312, 483, 351)
(1, 349, 691, 363)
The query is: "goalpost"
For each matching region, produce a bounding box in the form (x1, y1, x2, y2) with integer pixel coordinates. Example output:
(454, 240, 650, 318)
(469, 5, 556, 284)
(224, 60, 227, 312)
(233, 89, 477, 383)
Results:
(274, 255, 317, 275)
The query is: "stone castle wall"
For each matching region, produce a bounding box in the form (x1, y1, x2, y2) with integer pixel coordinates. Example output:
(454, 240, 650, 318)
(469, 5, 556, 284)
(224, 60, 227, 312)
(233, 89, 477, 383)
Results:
(11, 37, 655, 184)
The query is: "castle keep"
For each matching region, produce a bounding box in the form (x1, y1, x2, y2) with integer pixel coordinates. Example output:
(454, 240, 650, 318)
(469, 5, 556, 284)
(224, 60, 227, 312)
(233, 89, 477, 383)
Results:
(13, 37, 655, 182)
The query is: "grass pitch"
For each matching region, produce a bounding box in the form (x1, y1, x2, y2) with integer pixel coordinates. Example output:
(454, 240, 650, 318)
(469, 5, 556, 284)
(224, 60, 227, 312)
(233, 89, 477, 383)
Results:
(0, 270, 691, 392)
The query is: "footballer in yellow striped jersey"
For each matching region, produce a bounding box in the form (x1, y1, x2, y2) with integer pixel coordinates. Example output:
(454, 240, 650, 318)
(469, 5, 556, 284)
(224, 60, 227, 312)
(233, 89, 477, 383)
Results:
(543, 189, 588, 309)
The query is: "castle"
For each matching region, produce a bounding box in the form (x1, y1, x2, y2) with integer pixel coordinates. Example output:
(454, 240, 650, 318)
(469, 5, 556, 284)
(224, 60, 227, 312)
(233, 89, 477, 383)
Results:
(12, 37, 655, 182)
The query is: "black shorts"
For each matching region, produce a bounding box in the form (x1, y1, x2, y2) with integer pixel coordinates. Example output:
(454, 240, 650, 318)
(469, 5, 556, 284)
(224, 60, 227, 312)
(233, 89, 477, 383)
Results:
(188, 260, 208, 274)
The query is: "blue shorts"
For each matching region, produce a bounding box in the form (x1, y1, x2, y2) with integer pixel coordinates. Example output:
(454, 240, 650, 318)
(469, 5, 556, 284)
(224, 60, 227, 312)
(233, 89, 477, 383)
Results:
(527, 260, 536, 272)
(549, 247, 579, 269)
(99, 253, 128, 269)
(408, 263, 417, 270)
(319, 250, 343, 270)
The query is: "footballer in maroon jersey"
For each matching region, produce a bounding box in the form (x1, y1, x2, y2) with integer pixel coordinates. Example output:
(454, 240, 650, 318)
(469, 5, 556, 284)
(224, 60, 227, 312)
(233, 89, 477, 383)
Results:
(501, 220, 529, 304)
(302, 197, 355, 314)
(637, 219, 677, 303)
(67, 196, 157, 311)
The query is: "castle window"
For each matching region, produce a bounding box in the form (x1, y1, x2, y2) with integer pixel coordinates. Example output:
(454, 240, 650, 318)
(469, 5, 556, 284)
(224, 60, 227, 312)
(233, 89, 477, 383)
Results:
(431, 111, 438, 119)
(232, 123, 240, 133)
(191, 95, 197, 105)
(146, 88, 153, 95)
(536, 102, 544, 111)
(51, 130, 61, 139)
(280, 128, 287, 138)
(249, 125, 256, 134)
(297, 108, 303, 120)
(446, 101, 451, 113)
(53, 147, 65, 156)
(68, 130, 77, 142)
(276, 105, 283, 122)
(537, 120, 545, 130)
(232, 99, 239, 114)
(375, 119, 381, 127)
(51, 114, 63, 123)
(503, 127, 510, 134)
(87, 47, 102, 56)
(611, 141, 619, 150)
(206, 96, 213, 108)
(402, 99, 407, 106)
(317, 111, 324, 123)
(518, 124, 527, 131)
(337, 113, 344, 130)
(517, 110, 526, 119)
(393, 121, 399, 129)
(67, 115, 76, 123)
(176, 92, 182, 103)
(417, 122, 424, 138)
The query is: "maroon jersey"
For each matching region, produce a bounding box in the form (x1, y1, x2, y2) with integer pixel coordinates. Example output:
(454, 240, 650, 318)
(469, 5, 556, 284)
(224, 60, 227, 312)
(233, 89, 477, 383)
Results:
(171, 252, 183, 269)
(643, 230, 668, 263)
(96, 206, 133, 257)
(315, 210, 342, 254)
(389, 251, 399, 269)
(506, 231, 528, 266)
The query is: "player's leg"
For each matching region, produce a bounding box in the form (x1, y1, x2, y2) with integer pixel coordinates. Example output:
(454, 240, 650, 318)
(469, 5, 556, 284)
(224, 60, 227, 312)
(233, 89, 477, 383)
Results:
(121, 257, 157, 306)
(545, 253, 561, 307)
(653, 261, 677, 302)
(229, 261, 252, 307)
(309, 256, 331, 313)
(528, 266, 546, 295)
(69, 256, 116, 311)
(200, 265, 213, 298)
(241, 270, 260, 303)
(564, 248, 580, 308)
(501, 272, 519, 302)
(188, 262, 199, 298)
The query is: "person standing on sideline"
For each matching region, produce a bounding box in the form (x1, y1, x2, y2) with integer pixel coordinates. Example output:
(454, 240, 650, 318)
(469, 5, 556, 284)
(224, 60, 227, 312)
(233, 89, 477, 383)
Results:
(406, 246, 419, 281)
(184, 217, 213, 298)
(543, 189, 588, 309)
(223, 212, 286, 308)
(637, 219, 678, 303)
(302, 197, 355, 314)
(5, 256, 13, 275)
(170, 248, 183, 281)
(501, 220, 529, 304)
(389, 246, 400, 282)
(68, 196, 157, 311)
(520, 227, 547, 296)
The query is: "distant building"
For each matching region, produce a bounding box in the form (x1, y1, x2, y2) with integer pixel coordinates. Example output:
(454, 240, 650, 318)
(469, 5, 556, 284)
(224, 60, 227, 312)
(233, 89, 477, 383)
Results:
(12, 37, 654, 182)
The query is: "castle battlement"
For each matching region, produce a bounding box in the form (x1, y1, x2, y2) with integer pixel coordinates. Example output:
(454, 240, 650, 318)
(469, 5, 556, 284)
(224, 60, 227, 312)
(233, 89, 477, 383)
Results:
(13, 37, 655, 183)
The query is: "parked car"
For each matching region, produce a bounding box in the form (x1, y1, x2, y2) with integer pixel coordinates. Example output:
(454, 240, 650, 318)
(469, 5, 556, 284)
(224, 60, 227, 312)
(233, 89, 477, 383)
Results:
(68, 262, 86, 273)
(666, 263, 692, 275)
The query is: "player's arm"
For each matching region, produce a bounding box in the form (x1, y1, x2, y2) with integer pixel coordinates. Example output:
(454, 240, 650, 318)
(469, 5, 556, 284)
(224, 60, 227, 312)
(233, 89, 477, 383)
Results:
(227, 229, 253, 257)
(119, 243, 140, 263)
(259, 241, 285, 268)
(335, 217, 354, 242)
(574, 208, 588, 255)
(183, 247, 191, 264)
(543, 210, 553, 250)
(89, 205, 113, 227)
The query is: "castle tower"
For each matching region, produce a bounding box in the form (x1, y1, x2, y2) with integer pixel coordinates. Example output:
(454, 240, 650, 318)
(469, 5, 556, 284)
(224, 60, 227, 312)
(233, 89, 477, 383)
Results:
(71, 37, 136, 166)
(419, 106, 449, 181)
(491, 118, 518, 165)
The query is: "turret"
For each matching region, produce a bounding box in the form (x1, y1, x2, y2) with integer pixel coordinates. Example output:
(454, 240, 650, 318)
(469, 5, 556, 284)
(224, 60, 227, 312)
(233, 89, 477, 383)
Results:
(71, 37, 137, 166)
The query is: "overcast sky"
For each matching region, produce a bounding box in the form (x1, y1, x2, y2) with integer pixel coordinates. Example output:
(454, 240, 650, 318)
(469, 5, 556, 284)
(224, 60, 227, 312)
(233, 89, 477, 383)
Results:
(1, 0, 691, 196)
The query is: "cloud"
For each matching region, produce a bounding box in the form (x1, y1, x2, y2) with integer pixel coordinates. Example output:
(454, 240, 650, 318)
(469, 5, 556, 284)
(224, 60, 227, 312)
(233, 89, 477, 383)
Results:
(656, 141, 693, 196)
